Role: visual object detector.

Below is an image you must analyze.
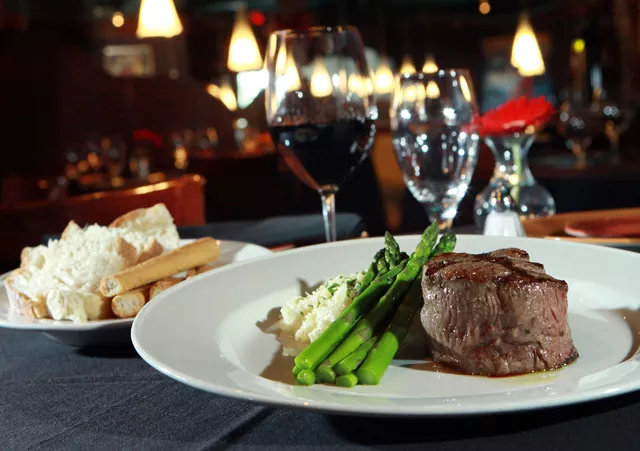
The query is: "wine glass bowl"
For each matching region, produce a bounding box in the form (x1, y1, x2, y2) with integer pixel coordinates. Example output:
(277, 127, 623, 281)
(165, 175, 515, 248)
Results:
(600, 101, 635, 163)
(390, 70, 479, 231)
(265, 26, 377, 242)
(557, 100, 602, 168)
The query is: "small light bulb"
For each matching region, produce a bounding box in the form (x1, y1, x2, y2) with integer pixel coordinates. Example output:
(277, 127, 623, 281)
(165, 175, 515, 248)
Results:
(479, 1, 491, 14)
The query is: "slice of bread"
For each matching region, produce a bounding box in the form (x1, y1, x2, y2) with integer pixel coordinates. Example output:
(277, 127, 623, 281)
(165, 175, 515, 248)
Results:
(7, 203, 181, 322)
(110, 203, 180, 253)
(7, 230, 137, 321)
(5, 270, 49, 319)
(45, 289, 113, 322)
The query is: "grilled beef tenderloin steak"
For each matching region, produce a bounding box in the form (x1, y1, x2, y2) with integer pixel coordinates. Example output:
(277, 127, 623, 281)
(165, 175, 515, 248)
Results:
(420, 248, 578, 376)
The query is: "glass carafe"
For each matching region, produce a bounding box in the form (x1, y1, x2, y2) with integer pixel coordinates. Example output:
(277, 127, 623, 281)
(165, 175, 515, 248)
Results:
(474, 133, 556, 228)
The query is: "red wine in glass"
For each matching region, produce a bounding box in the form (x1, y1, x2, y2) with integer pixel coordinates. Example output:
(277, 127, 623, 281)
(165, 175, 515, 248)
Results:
(265, 26, 376, 242)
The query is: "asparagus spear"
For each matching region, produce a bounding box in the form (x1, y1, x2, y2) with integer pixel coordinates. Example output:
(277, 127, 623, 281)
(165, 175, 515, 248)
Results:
(384, 232, 401, 266)
(296, 369, 316, 385)
(336, 373, 359, 388)
(358, 233, 457, 385)
(315, 360, 337, 384)
(376, 254, 389, 274)
(358, 275, 425, 385)
(356, 249, 385, 296)
(298, 338, 345, 385)
(321, 222, 439, 367)
(294, 258, 408, 370)
(334, 335, 378, 376)
(432, 231, 457, 256)
(316, 332, 378, 382)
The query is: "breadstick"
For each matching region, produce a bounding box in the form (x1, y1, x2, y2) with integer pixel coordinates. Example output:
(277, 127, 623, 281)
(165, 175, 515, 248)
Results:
(149, 277, 183, 300)
(100, 238, 220, 297)
(186, 264, 216, 279)
(111, 286, 149, 319)
(196, 264, 216, 275)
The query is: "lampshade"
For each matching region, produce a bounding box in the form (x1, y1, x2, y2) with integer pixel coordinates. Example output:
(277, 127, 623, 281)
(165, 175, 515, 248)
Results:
(348, 73, 363, 97)
(510, 13, 545, 77)
(399, 55, 416, 75)
(459, 75, 473, 102)
(310, 59, 332, 98)
(375, 58, 394, 95)
(283, 53, 301, 91)
(227, 6, 263, 72)
(207, 81, 237, 111)
(426, 80, 440, 99)
(136, 0, 183, 38)
(422, 55, 438, 74)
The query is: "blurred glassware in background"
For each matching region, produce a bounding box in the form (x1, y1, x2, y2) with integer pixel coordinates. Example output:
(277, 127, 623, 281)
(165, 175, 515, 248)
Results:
(129, 145, 151, 180)
(474, 133, 556, 228)
(482, 181, 526, 237)
(390, 69, 479, 231)
(101, 135, 128, 178)
(172, 127, 219, 168)
(64, 134, 127, 181)
(597, 99, 635, 163)
(557, 98, 604, 168)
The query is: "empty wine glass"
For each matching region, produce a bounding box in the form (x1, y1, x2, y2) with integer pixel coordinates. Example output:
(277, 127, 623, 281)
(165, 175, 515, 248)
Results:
(600, 100, 635, 163)
(557, 99, 602, 168)
(390, 70, 479, 231)
(265, 26, 377, 242)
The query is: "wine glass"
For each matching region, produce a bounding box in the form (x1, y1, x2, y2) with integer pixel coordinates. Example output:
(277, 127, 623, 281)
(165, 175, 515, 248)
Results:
(557, 99, 602, 169)
(265, 26, 377, 242)
(600, 100, 635, 163)
(390, 70, 479, 231)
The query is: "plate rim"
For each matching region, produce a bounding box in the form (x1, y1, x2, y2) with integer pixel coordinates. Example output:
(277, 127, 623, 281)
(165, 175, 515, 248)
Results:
(131, 234, 640, 417)
(0, 239, 272, 332)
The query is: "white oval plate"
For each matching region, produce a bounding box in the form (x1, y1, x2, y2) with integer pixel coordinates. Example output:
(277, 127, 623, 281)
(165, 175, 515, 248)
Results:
(0, 240, 272, 346)
(132, 235, 640, 417)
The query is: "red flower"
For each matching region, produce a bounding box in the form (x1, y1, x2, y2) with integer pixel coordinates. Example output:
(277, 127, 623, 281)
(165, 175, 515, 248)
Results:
(478, 96, 555, 137)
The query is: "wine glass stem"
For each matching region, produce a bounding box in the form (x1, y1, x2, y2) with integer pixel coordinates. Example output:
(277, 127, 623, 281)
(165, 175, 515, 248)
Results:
(320, 189, 337, 242)
(424, 205, 453, 232)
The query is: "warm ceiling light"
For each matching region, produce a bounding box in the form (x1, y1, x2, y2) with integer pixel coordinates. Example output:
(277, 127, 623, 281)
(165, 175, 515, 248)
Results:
(426, 80, 440, 99)
(422, 55, 438, 74)
(459, 75, 472, 102)
(399, 55, 416, 75)
(310, 59, 333, 97)
(403, 84, 417, 102)
(275, 48, 287, 74)
(510, 13, 545, 77)
(572, 38, 585, 54)
(364, 77, 374, 96)
(375, 58, 394, 95)
(136, 0, 183, 38)
(227, 5, 263, 72)
(207, 81, 237, 111)
(479, 1, 491, 14)
(112, 11, 124, 28)
(348, 74, 363, 97)
(283, 53, 301, 91)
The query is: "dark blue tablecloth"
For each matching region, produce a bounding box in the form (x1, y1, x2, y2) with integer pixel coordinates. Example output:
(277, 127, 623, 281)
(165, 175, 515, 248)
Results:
(3, 218, 639, 450)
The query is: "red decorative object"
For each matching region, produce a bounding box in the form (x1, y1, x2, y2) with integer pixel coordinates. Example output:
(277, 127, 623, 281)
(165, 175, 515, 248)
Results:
(478, 96, 555, 137)
(249, 11, 266, 26)
(133, 128, 163, 147)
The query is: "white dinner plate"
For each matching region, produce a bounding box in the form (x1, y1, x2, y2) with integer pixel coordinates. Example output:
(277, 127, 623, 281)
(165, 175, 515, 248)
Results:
(0, 240, 272, 347)
(132, 235, 640, 417)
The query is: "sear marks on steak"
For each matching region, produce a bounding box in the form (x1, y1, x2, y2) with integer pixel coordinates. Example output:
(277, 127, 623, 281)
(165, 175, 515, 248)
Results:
(420, 248, 578, 376)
